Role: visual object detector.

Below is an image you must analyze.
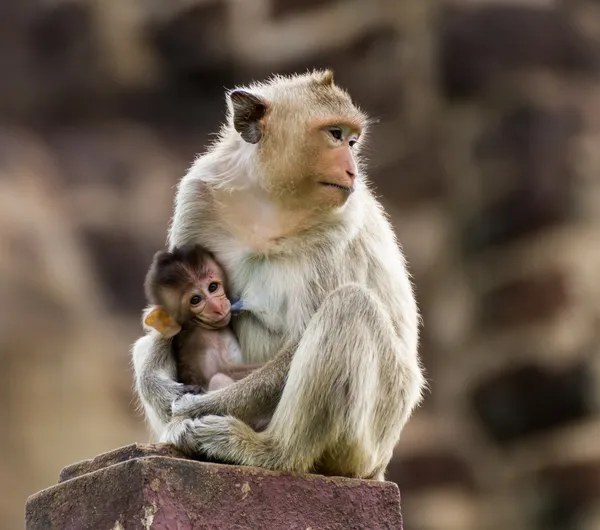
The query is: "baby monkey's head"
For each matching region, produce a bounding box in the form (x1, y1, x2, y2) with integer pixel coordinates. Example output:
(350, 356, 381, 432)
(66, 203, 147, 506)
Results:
(144, 244, 232, 337)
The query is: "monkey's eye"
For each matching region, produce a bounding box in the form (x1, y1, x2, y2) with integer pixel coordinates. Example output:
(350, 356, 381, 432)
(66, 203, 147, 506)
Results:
(328, 127, 343, 141)
(190, 294, 202, 306)
(208, 282, 219, 293)
(349, 138, 358, 147)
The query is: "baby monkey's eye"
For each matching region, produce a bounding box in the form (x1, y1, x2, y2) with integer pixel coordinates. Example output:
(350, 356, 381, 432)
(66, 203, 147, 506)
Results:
(208, 282, 219, 293)
(349, 138, 358, 147)
(328, 127, 343, 141)
(190, 294, 202, 306)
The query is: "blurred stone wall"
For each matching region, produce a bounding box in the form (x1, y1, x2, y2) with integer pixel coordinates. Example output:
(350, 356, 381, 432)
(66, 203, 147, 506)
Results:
(1, 1, 599, 529)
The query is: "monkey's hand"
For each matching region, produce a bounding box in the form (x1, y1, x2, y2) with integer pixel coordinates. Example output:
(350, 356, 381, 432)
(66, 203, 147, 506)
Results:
(171, 391, 213, 418)
(170, 346, 294, 424)
(180, 384, 203, 395)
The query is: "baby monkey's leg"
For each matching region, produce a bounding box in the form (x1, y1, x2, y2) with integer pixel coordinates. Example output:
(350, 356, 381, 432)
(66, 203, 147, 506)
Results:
(208, 373, 235, 391)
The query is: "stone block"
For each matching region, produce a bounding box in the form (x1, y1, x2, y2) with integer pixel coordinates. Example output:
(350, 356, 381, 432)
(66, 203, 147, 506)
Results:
(26, 443, 404, 530)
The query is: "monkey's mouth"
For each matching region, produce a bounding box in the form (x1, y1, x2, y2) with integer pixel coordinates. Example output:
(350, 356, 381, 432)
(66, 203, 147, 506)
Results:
(196, 314, 231, 330)
(319, 182, 354, 194)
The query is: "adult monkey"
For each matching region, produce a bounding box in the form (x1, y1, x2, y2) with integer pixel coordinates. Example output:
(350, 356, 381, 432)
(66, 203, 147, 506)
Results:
(132, 70, 425, 480)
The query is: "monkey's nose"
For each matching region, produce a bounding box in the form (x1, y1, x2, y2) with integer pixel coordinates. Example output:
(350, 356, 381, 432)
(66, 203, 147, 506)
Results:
(346, 169, 355, 179)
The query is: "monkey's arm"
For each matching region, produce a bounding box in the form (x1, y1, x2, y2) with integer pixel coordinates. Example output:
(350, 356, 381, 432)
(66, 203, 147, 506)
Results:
(220, 362, 265, 381)
(172, 346, 292, 423)
(131, 333, 194, 435)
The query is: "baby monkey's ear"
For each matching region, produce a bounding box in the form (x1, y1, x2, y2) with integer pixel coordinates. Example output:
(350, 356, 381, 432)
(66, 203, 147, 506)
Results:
(144, 307, 181, 338)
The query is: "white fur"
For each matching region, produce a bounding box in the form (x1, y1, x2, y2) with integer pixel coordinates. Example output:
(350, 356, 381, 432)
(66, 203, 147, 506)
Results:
(132, 71, 424, 479)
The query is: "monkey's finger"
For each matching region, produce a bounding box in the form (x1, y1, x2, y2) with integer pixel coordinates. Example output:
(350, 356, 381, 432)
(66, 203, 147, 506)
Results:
(180, 384, 203, 395)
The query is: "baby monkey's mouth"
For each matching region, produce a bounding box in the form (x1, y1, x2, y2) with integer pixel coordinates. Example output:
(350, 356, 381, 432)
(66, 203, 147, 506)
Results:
(319, 182, 354, 193)
(195, 313, 231, 330)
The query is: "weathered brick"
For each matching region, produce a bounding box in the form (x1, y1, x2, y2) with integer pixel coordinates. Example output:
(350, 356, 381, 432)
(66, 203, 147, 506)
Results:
(471, 362, 595, 444)
(479, 271, 570, 330)
(441, 5, 599, 99)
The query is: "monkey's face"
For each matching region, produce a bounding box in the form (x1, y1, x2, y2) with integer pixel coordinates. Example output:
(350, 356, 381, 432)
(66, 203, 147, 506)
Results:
(228, 71, 368, 211)
(257, 116, 364, 211)
(304, 121, 361, 208)
(183, 267, 232, 330)
(162, 259, 231, 330)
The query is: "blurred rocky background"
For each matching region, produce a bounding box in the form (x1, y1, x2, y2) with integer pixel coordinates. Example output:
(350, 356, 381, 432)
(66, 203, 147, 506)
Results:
(1, 0, 600, 529)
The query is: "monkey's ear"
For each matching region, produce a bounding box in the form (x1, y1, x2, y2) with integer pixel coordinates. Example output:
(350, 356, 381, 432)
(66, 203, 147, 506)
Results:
(314, 69, 334, 87)
(144, 307, 181, 338)
(229, 90, 268, 144)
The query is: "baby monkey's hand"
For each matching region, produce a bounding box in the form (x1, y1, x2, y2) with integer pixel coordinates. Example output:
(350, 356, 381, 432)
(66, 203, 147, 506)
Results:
(179, 384, 203, 395)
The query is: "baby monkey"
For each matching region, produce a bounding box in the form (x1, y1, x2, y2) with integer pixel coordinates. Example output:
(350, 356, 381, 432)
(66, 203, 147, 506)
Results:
(144, 244, 262, 393)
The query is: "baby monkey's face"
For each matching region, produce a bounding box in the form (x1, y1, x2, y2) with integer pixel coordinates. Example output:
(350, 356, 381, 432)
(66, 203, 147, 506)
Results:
(180, 260, 232, 329)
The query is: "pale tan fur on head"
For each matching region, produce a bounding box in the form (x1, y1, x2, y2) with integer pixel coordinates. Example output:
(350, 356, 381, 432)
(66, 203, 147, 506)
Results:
(222, 70, 370, 208)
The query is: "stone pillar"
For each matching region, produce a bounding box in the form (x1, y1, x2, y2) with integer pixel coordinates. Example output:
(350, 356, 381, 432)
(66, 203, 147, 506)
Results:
(26, 444, 404, 530)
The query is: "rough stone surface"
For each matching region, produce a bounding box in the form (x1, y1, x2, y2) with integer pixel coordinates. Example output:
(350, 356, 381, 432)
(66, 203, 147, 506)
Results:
(58, 443, 189, 483)
(27, 444, 403, 530)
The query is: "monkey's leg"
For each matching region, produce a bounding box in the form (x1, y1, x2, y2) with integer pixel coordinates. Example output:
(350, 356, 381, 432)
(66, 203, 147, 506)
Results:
(164, 284, 422, 478)
(222, 362, 265, 381)
(208, 373, 235, 391)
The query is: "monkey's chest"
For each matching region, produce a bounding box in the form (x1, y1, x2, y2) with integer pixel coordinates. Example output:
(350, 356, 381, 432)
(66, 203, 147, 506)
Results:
(174, 328, 243, 386)
(229, 257, 328, 360)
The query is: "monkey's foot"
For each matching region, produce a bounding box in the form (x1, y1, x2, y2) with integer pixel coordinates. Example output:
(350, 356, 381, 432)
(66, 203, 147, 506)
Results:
(166, 415, 269, 467)
(171, 391, 212, 418)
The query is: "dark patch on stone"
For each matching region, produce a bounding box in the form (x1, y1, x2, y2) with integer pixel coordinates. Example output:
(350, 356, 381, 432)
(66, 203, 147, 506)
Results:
(81, 229, 150, 314)
(116, 83, 229, 132)
(536, 461, 600, 529)
(31, 4, 95, 71)
(151, 3, 234, 89)
(441, 5, 600, 99)
(462, 106, 580, 254)
(126, 3, 243, 130)
(479, 271, 570, 330)
(29, 3, 109, 122)
(471, 362, 595, 444)
(386, 451, 476, 494)
(271, 0, 337, 18)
